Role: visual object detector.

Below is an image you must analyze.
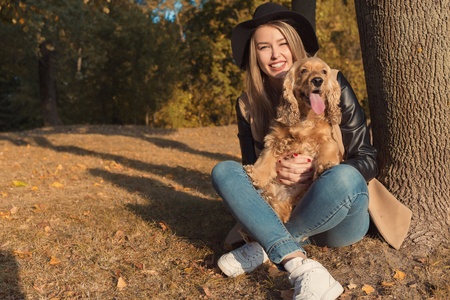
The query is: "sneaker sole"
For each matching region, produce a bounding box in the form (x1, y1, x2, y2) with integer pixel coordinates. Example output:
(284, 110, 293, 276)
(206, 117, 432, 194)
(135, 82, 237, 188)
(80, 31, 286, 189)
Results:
(217, 258, 245, 278)
(322, 281, 344, 300)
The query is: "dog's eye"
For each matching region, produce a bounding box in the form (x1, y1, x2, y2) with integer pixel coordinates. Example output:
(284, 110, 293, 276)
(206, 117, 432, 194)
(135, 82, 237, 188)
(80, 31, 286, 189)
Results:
(300, 68, 308, 74)
(321, 70, 327, 75)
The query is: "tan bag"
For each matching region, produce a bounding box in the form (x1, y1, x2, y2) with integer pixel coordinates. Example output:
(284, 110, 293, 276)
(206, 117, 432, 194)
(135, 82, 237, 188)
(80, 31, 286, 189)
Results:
(332, 124, 412, 249)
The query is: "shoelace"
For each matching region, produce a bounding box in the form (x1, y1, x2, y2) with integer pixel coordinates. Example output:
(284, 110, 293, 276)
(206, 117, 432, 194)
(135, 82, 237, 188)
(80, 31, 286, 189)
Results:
(293, 268, 313, 298)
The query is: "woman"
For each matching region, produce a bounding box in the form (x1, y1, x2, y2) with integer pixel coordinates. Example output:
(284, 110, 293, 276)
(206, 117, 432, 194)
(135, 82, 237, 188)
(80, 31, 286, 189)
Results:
(211, 3, 377, 300)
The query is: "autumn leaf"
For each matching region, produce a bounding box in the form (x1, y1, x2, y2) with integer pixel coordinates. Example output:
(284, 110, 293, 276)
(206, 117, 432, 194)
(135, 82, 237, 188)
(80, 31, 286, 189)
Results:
(45, 44, 55, 51)
(159, 222, 169, 231)
(117, 277, 127, 290)
(202, 286, 213, 298)
(381, 281, 396, 286)
(0, 211, 11, 220)
(362, 284, 375, 294)
(13, 250, 32, 260)
(50, 181, 64, 188)
(12, 181, 29, 187)
(32, 203, 46, 213)
(393, 270, 406, 281)
(49, 256, 61, 265)
(347, 283, 358, 289)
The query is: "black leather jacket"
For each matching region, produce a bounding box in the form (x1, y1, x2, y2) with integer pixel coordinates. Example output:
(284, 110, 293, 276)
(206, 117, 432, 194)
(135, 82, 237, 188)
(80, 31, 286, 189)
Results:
(236, 71, 378, 182)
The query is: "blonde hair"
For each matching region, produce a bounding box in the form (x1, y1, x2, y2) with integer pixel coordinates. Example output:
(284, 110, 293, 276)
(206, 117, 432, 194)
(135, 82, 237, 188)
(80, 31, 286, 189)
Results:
(246, 21, 308, 139)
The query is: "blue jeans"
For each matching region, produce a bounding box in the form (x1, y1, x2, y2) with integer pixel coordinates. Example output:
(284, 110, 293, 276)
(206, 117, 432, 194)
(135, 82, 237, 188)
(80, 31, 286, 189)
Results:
(212, 161, 369, 266)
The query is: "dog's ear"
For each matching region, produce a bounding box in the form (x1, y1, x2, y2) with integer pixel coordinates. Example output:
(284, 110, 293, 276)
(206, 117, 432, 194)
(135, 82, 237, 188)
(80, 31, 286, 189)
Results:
(325, 74, 342, 125)
(276, 64, 300, 126)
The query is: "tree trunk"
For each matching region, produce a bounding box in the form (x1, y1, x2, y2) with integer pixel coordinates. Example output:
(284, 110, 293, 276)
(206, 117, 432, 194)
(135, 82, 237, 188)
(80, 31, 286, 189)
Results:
(38, 41, 63, 127)
(292, 0, 316, 31)
(354, 0, 449, 253)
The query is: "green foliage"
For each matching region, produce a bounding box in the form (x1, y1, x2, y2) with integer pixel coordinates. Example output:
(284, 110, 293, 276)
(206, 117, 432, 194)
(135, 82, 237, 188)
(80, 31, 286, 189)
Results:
(0, 0, 368, 130)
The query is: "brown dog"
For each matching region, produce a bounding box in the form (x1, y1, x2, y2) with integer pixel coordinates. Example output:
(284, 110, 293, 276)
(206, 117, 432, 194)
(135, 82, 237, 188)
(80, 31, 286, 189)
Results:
(244, 57, 342, 222)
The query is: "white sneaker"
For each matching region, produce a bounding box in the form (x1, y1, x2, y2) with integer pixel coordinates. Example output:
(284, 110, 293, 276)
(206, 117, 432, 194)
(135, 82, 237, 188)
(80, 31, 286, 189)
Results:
(217, 242, 269, 277)
(287, 258, 344, 300)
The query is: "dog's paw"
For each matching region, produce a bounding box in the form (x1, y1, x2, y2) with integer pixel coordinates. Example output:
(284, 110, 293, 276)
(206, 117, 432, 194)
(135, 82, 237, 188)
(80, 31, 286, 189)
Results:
(243, 165, 254, 175)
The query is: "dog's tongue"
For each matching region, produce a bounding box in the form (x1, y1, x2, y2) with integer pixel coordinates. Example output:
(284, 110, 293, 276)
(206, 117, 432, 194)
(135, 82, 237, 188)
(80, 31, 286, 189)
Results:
(310, 93, 325, 115)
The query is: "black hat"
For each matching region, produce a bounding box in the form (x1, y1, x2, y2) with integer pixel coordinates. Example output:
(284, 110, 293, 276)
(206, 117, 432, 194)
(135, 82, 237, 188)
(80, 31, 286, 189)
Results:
(231, 3, 319, 69)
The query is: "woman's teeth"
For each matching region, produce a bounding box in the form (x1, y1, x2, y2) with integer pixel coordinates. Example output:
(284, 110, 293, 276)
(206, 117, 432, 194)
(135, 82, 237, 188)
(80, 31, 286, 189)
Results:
(270, 62, 285, 68)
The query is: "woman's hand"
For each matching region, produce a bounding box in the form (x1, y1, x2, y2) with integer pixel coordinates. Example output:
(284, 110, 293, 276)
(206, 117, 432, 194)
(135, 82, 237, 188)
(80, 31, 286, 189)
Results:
(276, 153, 315, 186)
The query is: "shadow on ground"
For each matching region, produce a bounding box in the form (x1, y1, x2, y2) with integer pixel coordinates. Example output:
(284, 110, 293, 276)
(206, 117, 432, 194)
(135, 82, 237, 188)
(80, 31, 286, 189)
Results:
(89, 168, 235, 253)
(0, 251, 25, 300)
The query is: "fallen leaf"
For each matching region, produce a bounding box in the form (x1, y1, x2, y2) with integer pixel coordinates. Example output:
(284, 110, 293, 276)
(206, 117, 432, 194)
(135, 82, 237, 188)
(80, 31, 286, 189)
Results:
(49, 256, 61, 265)
(159, 222, 168, 231)
(202, 286, 213, 298)
(69, 214, 82, 222)
(393, 270, 406, 281)
(381, 281, 396, 286)
(0, 211, 11, 219)
(117, 277, 127, 290)
(13, 250, 33, 260)
(347, 283, 358, 289)
(134, 262, 143, 269)
(32, 203, 46, 213)
(115, 230, 125, 239)
(12, 181, 29, 187)
(50, 181, 64, 188)
(31, 186, 39, 191)
(1, 192, 7, 196)
(362, 284, 375, 294)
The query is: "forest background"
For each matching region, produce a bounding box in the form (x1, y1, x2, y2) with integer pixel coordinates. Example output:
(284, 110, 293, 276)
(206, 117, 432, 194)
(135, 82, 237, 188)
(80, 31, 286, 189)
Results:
(0, 0, 367, 131)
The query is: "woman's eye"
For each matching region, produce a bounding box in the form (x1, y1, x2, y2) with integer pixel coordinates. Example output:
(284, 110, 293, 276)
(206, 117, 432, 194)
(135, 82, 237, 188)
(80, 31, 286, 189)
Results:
(259, 45, 269, 50)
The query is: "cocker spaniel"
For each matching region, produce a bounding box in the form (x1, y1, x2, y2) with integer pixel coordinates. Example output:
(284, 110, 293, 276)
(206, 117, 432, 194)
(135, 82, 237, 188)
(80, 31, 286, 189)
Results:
(244, 57, 342, 223)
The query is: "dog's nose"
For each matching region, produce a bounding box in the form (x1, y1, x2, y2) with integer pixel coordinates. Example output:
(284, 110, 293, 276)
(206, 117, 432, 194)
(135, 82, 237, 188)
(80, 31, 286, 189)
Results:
(311, 77, 323, 87)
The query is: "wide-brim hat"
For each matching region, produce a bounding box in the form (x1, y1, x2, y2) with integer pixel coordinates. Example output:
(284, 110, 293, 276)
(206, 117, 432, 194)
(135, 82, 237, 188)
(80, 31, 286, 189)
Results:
(231, 2, 319, 69)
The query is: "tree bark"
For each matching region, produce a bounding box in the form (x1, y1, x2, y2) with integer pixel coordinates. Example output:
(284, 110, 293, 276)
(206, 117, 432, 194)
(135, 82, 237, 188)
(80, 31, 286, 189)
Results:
(354, 0, 449, 253)
(39, 41, 63, 127)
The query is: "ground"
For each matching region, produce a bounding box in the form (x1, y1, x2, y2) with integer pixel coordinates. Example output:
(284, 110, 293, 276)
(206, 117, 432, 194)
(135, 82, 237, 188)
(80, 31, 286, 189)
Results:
(0, 125, 448, 299)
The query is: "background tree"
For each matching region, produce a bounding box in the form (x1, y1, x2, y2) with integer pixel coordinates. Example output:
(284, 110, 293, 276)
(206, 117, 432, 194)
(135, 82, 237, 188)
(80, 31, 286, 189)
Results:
(0, 0, 369, 130)
(354, 0, 449, 253)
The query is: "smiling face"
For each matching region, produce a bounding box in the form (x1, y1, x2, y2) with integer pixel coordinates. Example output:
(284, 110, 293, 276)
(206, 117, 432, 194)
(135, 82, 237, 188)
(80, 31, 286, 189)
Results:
(253, 25, 294, 88)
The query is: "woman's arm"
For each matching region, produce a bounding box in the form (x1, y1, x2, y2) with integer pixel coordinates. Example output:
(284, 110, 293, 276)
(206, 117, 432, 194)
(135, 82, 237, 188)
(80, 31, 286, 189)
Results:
(337, 71, 378, 182)
(236, 99, 258, 166)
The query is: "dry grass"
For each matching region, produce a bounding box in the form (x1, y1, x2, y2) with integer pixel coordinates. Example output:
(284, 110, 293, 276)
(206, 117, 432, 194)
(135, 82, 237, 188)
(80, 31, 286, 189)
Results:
(0, 125, 448, 299)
